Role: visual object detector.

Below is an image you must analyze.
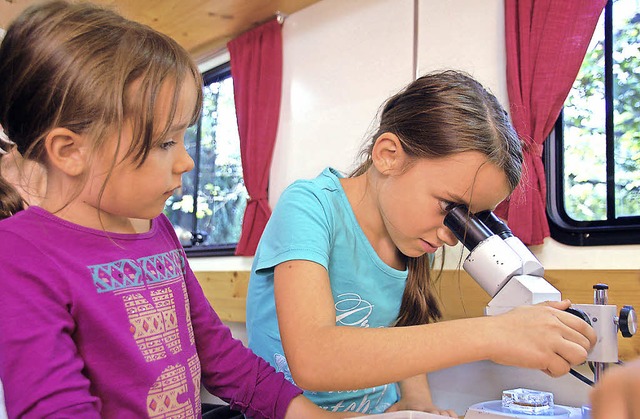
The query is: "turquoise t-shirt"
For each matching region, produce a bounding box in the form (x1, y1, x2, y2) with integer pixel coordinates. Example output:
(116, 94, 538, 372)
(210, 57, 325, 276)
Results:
(246, 167, 408, 414)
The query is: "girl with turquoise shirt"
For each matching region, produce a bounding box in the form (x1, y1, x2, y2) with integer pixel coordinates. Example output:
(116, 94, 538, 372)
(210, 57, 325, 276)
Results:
(246, 70, 596, 416)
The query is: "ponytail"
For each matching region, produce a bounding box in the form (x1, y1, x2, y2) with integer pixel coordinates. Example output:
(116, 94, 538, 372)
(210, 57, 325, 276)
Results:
(0, 170, 25, 220)
(394, 254, 442, 326)
(0, 128, 25, 219)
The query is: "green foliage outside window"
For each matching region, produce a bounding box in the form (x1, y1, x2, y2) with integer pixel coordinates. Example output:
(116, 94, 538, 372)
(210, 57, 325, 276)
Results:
(164, 73, 247, 249)
(562, 0, 640, 221)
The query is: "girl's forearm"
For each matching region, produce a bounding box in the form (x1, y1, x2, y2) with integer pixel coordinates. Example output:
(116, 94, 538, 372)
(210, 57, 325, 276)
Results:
(284, 316, 493, 391)
(284, 301, 593, 391)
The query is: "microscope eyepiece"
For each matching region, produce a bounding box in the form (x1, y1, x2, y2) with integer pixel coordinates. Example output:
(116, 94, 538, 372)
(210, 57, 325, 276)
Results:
(443, 204, 493, 251)
(475, 210, 514, 240)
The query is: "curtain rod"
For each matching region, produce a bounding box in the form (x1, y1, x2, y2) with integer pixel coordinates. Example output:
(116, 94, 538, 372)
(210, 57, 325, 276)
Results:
(253, 11, 287, 28)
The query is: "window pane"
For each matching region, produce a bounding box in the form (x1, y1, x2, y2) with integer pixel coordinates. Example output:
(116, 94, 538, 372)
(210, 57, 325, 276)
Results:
(163, 69, 248, 250)
(197, 77, 247, 246)
(561, 0, 640, 222)
(613, 0, 640, 218)
(563, 11, 607, 221)
(165, 125, 198, 246)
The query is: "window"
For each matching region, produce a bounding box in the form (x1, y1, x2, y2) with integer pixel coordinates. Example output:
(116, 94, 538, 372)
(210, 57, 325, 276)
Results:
(164, 63, 248, 256)
(546, 0, 640, 245)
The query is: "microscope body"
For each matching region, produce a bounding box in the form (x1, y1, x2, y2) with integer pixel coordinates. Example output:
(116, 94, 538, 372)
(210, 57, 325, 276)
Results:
(461, 233, 561, 316)
(571, 303, 619, 363)
(443, 205, 635, 369)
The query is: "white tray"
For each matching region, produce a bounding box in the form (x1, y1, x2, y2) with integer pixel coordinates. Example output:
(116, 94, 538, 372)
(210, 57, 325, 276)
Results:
(354, 411, 453, 418)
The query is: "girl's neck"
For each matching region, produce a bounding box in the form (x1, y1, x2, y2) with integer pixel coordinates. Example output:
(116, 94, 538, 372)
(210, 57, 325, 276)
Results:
(340, 171, 405, 270)
(341, 173, 382, 236)
(39, 169, 151, 234)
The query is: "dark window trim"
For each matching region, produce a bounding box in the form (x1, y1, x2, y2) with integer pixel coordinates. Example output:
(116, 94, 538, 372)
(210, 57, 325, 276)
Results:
(202, 64, 232, 87)
(185, 243, 237, 257)
(183, 62, 240, 257)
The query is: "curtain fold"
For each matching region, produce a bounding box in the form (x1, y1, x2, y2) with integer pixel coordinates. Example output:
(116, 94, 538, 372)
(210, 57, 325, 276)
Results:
(499, 0, 607, 245)
(228, 19, 283, 256)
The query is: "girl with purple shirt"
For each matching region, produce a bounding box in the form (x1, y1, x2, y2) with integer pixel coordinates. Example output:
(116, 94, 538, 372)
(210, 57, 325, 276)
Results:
(0, 2, 358, 418)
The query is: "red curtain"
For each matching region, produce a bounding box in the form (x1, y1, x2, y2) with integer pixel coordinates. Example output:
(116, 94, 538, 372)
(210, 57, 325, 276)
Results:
(499, 0, 607, 245)
(228, 19, 283, 256)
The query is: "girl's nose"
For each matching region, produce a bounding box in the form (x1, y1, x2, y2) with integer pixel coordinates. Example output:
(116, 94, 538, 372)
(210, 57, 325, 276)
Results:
(437, 225, 459, 247)
(175, 145, 195, 174)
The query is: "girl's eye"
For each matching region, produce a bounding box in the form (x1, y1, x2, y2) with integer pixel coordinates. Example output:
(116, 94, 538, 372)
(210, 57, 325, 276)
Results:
(439, 200, 455, 213)
(160, 140, 176, 150)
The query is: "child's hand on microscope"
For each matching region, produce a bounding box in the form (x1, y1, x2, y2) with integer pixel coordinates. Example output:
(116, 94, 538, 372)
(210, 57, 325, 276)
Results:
(487, 300, 596, 377)
(589, 358, 640, 419)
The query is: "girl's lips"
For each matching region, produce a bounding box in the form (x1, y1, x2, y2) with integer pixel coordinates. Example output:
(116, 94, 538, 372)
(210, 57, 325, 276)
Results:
(167, 185, 181, 195)
(420, 239, 438, 254)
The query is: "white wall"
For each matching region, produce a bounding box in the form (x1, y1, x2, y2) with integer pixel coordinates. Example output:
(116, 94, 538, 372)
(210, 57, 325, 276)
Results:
(271, 0, 415, 202)
(189, 0, 640, 273)
(418, 0, 507, 104)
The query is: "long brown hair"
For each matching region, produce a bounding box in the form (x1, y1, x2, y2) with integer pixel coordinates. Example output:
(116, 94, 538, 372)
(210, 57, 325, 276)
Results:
(0, 0, 203, 219)
(351, 70, 523, 326)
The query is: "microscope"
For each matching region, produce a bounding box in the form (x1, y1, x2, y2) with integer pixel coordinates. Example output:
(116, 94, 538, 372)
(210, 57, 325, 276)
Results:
(443, 204, 636, 372)
(442, 205, 637, 418)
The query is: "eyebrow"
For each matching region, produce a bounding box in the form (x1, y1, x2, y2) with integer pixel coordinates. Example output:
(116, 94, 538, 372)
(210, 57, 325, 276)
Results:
(155, 122, 191, 142)
(448, 193, 503, 214)
(445, 192, 468, 207)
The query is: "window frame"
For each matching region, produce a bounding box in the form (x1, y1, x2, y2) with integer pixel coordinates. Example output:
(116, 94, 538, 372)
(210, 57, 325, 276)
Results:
(545, 0, 640, 246)
(181, 62, 242, 257)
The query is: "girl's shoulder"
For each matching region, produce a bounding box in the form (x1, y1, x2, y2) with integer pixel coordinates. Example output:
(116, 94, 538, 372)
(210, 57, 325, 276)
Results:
(282, 167, 344, 199)
(273, 168, 350, 226)
(0, 205, 44, 231)
(0, 207, 62, 263)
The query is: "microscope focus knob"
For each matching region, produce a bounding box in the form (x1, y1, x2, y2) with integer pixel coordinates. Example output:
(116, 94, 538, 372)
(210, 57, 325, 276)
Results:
(618, 305, 637, 338)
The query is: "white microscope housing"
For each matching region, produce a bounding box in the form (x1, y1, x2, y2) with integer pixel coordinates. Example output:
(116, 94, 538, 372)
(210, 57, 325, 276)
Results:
(442, 205, 636, 367)
(443, 206, 561, 315)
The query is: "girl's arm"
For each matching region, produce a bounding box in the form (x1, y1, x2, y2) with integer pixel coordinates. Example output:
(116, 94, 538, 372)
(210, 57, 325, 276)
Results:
(274, 259, 596, 391)
(386, 375, 457, 417)
(184, 260, 364, 419)
(182, 260, 301, 419)
(284, 395, 365, 418)
(0, 232, 101, 418)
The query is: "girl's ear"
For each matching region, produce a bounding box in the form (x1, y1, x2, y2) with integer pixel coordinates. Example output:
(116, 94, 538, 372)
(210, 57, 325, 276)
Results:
(44, 128, 88, 177)
(371, 132, 406, 175)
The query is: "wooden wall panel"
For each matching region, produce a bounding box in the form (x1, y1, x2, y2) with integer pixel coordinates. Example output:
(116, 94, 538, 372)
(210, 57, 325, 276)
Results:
(195, 269, 640, 360)
(196, 270, 249, 322)
(0, 0, 323, 62)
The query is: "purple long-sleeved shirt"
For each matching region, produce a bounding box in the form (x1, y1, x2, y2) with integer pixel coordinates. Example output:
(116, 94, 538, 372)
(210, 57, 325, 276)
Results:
(0, 207, 301, 418)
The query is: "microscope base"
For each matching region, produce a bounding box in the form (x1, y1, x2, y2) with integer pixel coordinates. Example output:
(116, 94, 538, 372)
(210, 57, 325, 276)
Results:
(464, 401, 582, 418)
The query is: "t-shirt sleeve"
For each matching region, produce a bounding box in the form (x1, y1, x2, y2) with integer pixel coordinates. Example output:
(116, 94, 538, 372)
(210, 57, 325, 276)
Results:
(254, 182, 333, 275)
(0, 231, 101, 418)
(157, 216, 302, 419)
